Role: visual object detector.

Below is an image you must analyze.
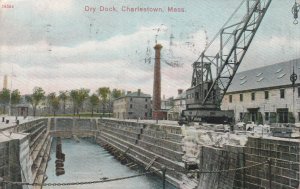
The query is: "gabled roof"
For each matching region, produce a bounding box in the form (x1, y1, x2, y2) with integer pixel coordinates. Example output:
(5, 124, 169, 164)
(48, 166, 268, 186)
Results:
(227, 58, 300, 93)
(116, 91, 151, 100)
(125, 91, 151, 98)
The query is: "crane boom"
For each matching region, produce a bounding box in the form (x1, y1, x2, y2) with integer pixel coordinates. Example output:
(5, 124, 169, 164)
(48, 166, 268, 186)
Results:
(182, 0, 272, 124)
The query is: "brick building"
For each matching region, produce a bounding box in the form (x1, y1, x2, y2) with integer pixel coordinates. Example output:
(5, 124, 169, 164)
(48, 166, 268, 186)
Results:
(113, 89, 151, 119)
(221, 59, 300, 124)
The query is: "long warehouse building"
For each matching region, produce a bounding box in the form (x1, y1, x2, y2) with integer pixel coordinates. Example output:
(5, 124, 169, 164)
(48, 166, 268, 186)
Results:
(221, 58, 300, 124)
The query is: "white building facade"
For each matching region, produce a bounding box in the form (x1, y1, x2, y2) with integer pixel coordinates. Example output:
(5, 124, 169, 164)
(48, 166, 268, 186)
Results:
(221, 59, 300, 124)
(167, 89, 186, 120)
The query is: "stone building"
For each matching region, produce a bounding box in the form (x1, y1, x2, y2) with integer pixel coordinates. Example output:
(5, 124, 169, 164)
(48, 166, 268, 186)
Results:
(168, 89, 186, 120)
(221, 59, 300, 124)
(113, 89, 151, 119)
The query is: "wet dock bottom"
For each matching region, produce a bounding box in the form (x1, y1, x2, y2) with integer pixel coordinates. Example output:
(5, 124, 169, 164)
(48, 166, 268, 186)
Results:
(44, 138, 177, 189)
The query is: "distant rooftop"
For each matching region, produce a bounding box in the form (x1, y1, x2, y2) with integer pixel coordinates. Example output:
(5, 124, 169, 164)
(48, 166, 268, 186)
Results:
(174, 91, 186, 100)
(126, 91, 151, 98)
(227, 58, 300, 93)
(116, 90, 151, 100)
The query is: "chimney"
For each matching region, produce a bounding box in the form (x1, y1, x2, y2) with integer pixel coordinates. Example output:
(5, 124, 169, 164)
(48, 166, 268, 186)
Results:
(3, 75, 7, 89)
(178, 89, 183, 95)
(152, 44, 163, 112)
(137, 89, 141, 96)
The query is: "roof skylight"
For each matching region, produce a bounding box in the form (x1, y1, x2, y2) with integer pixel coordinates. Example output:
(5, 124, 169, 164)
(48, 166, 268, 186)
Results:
(240, 80, 247, 85)
(240, 76, 247, 80)
(276, 68, 283, 73)
(277, 73, 286, 79)
(257, 77, 264, 82)
(256, 73, 263, 77)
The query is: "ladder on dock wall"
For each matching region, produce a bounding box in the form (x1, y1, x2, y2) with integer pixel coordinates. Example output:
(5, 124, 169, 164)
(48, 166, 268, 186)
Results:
(145, 156, 158, 170)
(118, 147, 131, 159)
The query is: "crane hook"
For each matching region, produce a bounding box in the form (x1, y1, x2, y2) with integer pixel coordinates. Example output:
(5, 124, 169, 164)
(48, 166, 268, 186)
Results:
(292, 1, 300, 24)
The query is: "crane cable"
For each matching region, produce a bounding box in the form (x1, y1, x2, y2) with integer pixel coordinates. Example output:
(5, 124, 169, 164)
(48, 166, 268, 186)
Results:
(195, 0, 247, 62)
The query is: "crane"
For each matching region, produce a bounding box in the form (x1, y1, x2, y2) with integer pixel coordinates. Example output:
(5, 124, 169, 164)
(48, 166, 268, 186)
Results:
(180, 0, 272, 124)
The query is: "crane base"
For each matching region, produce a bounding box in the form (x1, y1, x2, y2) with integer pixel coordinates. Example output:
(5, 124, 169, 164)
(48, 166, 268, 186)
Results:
(179, 109, 234, 125)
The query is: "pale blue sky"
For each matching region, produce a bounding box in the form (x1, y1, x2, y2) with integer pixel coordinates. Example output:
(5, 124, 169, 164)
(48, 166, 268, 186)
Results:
(0, 0, 299, 97)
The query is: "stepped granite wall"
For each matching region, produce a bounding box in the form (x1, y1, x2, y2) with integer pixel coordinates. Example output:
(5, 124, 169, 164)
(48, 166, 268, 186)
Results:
(96, 119, 185, 187)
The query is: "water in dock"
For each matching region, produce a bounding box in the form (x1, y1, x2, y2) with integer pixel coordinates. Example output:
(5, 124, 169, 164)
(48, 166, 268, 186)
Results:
(44, 138, 177, 189)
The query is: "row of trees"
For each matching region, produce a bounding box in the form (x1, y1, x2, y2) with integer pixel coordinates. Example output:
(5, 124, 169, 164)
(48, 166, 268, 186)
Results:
(0, 88, 21, 114)
(23, 87, 124, 117)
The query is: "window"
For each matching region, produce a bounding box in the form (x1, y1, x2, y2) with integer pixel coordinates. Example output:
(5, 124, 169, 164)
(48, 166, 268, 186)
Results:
(130, 98, 133, 102)
(280, 89, 285, 99)
(240, 94, 243, 102)
(251, 92, 255, 101)
(145, 105, 147, 109)
(239, 112, 243, 120)
(195, 92, 199, 100)
(145, 98, 148, 102)
(130, 104, 133, 109)
(298, 87, 300, 97)
(264, 91, 269, 100)
(265, 112, 269, 121)
(145, 112, 147, 117)
(299, 112, 300, 122)
(229, 95, 232, 103)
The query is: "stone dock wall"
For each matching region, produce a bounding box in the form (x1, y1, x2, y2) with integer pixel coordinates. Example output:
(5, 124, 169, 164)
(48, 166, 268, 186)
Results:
(0, 118, 51, 189)
(244, 137, 299, 189)
(48, 118, 97, 138)
(3, 117, 298, 189)
(198, 145, 245, 189)
(198, 137, 300, 189)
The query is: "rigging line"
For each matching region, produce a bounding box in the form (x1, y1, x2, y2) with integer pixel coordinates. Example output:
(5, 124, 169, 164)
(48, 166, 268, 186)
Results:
(195, 0, 247, 62)
(0, 169, 162, 186)
(190, 160, 268, 174)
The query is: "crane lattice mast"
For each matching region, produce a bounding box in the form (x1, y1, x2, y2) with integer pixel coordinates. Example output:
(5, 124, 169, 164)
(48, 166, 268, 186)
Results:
(184, 0, 272, 123)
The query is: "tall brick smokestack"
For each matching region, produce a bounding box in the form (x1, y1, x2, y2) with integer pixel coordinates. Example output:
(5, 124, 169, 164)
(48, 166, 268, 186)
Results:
(152, 44, 162, 113)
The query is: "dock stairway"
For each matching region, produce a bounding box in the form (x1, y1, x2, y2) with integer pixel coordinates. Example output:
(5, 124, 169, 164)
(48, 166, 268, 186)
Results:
(145, 156, 158, 170)
(180, 175, 199, 189)
(118, 147, 131, 160)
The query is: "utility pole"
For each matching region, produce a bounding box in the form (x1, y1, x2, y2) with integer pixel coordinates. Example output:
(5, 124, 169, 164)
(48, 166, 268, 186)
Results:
(290, 63, 297, 122)
(268, 158, 272, 189)
(292, 0, 300, 24)
(8, 68, 14, 117)
(161, 166, 166, 189)
(0, 177, 3, 189)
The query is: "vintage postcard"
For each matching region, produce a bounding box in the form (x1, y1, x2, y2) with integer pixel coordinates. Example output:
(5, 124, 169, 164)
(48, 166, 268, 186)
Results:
(0, 0, 300, 189)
